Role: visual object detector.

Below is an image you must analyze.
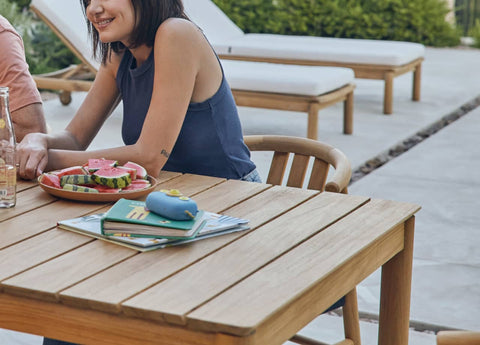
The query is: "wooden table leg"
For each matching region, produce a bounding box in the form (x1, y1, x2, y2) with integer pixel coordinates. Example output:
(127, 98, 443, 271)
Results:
(383, 72, 394, 115)
(307, 104, 319, 140)
(378, 216, 415, 345)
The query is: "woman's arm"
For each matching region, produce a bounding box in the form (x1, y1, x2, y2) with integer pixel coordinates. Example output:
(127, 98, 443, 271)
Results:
(17, 58, 121, 179)
(18, 19, 220, 179)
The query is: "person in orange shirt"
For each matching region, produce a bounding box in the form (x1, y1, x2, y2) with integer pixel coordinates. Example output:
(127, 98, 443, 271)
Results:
(0, 15, 47, 142)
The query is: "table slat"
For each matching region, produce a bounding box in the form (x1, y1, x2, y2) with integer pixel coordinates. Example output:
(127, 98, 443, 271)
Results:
(157, 173, 225, 196)
(0, 200, 109, 249)
(59, 184, 314, 314)
(192, 179, 270, 212)
(16, 179, 37, 192)
(188, 199, 420, 337)
(0, 187, 56, 222)
(121, 192, 368, 325)
(0, 229, 92, 282)
(2, 240, 136, 302)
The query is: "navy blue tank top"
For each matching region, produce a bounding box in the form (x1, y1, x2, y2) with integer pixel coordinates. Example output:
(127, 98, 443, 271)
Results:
(116, 49, 256, 179)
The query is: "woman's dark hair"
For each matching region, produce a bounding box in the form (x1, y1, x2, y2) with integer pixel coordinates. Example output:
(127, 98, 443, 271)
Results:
(80, 0, 189, 64)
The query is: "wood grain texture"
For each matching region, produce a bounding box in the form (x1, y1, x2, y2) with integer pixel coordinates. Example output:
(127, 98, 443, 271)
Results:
(62, 185, 317, 314)
(2, 240, 135, 302)
(187, 199, 418, 338)
(0, 229, 92, 282)
(0, 201, 109, 249)
(0, 293, 216, 345)
(0, 187, 56, 222)
(121, 192, 367, 326)
(0, 173, 421, 345)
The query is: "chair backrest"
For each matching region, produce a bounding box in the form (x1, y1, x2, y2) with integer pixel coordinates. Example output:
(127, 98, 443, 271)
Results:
(182, 0, 244, 42)
(244, 135, 351, 193)
(30, 0, 100, 71)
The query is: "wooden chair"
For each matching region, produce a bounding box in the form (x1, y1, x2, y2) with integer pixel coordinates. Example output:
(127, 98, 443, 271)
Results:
(244, 135, 360, 345)
(30, 0, 356, 140)
(437, 331, 480, 345)
(183, 0, 425, 115)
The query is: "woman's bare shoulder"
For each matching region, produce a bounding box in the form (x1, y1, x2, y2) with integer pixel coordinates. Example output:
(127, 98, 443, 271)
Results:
(155, 18, 203, 44)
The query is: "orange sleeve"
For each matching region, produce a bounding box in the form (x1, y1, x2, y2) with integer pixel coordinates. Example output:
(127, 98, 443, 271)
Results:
(0, 24, 42, 112)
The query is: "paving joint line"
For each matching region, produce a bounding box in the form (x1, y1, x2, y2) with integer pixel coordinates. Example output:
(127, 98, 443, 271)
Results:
(329, 310, 466, 334)
(350, 94, 480, 184)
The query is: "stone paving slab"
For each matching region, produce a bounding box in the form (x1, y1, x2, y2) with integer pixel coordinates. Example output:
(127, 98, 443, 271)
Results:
(350, 107, 480, 331)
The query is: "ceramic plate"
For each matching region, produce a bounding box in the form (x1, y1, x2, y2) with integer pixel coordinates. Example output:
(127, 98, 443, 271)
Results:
(38, 174, 158, 202)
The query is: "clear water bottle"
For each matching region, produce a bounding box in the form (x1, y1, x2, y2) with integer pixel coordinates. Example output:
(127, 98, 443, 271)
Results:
(0, 86, 16, 208)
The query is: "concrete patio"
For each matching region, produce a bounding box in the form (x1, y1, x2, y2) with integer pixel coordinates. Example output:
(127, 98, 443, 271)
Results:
(1, 46, 479, 344)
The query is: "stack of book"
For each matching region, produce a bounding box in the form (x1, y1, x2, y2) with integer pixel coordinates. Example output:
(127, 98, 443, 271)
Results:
(58, 198, 249, 252)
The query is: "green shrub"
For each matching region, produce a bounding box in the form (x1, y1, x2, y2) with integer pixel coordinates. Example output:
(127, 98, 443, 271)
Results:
(212, 0, 461, 47)
(7, 0, 29, 9)
(469, 19, 480, 48)
(0, 0, 79, 74)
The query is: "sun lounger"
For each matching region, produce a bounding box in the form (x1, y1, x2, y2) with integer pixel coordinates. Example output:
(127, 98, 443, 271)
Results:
(30, 0, 356, 139)
(183, 0, 425, 114)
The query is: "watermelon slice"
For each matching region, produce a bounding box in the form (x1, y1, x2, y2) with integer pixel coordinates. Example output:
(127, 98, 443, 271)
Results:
(117, 166, 137, 180)
(53, 166, 88, 178)
(87, 158, 118, 172)
(92, 167, 132, 188)
(123, 161, 148, 179)
(62, 184, 99, 193)
(93, 185, 122, 193)
(41, 174, 61, 189)
(122, 180, 151, 191)
(60, 174, 94, 187)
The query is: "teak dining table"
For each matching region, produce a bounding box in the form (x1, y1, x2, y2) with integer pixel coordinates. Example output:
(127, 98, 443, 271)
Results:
(0, 172, 420, 345)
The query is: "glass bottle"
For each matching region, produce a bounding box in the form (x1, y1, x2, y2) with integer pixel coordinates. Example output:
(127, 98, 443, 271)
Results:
(0, 86, 16, 208)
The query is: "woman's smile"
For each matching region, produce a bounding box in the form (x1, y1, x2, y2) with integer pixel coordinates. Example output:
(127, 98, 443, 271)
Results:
(94, 17, 114, 30)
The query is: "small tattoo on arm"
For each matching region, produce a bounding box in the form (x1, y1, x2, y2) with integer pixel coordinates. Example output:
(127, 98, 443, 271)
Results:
(161, 149, 170, 158)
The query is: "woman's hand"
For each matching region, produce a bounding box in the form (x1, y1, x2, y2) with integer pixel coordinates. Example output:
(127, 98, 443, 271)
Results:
(16, 133, 49, 180)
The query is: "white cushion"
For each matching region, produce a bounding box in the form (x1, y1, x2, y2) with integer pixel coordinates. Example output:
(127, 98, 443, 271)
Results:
(184, 0, 425, 66)
(31, 0, 101, 70)
(219, 35, 425, 66)
(222, 60, 354, 96)
(182, 0, 244, 42)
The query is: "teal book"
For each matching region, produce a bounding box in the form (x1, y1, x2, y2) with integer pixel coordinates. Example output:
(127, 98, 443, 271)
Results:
(101, 198, 206, 239)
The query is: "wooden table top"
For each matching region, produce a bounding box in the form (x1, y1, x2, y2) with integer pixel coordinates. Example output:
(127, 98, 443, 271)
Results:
(0, 172, 420, 345)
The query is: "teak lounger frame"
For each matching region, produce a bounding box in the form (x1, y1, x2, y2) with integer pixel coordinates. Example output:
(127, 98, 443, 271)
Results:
(221, 55, 423, 115)
(30, 2, 355, 140)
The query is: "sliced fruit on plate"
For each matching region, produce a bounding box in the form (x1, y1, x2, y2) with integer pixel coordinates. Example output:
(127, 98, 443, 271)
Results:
(86, 158, 118, 173)
(123, 161, 148, 179)
(60, 174, 94, 187)
(91, 167, 132, 189)
(53, 166, 88, 178)
(62, 184, 99, 193)
(41, 174, 61, 189)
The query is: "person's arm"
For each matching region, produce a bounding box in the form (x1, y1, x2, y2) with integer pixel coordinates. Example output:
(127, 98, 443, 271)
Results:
(0, 26, 47, 141)
(11, 102, 47, 142)
(16, 55, 122, 179)
(18, 19, 218, 180)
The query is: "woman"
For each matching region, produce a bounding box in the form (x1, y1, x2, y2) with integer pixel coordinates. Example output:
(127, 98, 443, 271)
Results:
(17, 0, 259, 186)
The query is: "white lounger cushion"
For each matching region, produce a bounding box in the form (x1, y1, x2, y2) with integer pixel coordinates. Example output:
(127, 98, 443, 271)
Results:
(31, 0, 101, 70)
(222, 61, 354, 96)
(216, 35, 425, 66)
(183, 0, 425, 66)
